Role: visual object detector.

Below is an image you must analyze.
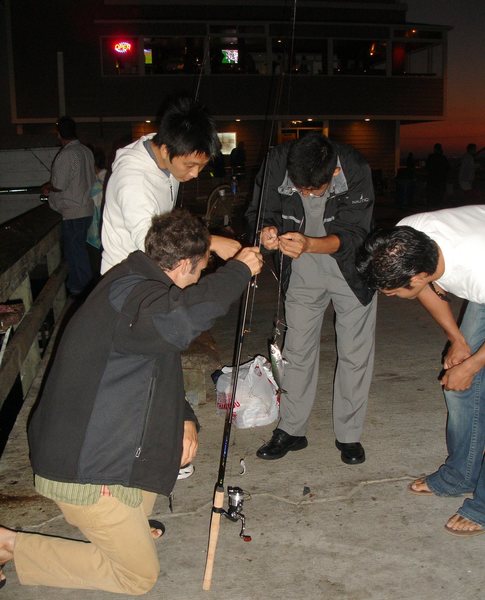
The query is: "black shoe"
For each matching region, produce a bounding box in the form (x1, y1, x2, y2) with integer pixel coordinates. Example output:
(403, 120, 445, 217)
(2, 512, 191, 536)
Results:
(335, 440, 365, 465)
(256, 428, 308, 460)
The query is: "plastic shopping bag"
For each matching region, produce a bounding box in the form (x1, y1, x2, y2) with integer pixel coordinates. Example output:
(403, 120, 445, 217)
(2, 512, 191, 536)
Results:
(215, 355, 279, 429)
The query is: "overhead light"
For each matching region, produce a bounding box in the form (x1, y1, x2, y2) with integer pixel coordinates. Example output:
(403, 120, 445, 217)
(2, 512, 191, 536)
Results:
(307, 118, 313, 122)
(235, 118, 241, 122)
(364, 118, 370, 122)
(145, 120, 151, 123)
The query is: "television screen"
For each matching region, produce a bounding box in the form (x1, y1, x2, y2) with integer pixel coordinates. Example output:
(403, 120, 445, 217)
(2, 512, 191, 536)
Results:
(222, 49, 238, 64)
(144, 48, 153, 65)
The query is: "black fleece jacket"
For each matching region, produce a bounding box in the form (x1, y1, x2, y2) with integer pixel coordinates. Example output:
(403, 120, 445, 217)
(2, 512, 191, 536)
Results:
(28, 251, 251, 496)
(246, 141, 375, 305)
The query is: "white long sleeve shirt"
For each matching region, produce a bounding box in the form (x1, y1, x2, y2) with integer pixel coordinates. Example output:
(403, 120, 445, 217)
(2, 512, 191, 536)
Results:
(101, 134, 179, 274)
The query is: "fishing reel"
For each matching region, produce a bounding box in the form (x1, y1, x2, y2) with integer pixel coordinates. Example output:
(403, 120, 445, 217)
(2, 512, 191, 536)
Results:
(223, 486, 252, 542)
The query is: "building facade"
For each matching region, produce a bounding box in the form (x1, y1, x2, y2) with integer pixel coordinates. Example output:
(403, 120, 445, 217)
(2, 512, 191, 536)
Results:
(3, 0, 449, 179)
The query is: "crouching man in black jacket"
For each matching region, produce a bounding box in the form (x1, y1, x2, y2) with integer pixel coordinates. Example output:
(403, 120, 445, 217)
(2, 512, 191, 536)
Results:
(0, 209, 262, 595)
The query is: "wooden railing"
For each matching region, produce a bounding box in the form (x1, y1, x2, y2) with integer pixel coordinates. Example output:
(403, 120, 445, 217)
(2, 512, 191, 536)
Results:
(0, 204, 67, 411)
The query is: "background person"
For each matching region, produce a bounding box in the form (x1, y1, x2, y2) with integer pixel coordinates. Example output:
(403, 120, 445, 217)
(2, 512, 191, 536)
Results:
(86, 146, 107, 277)
(230, 140, 246, 178)
(356, 205, 485, 536)
(458, 143, 478, 201)
(425, 143, 450, 207)
(41, 116, 96, 296)
(0, 210, 263, 593)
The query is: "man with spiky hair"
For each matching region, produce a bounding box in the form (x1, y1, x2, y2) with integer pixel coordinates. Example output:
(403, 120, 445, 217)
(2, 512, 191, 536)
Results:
(101, 93, 240, 275)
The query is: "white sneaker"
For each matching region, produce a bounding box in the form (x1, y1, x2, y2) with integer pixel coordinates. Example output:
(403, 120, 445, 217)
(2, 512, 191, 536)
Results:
(177, 463, 195, 480)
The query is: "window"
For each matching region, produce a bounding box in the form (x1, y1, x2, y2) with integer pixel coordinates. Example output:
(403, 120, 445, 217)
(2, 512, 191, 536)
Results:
(143, 37, 204, 74)
(101, 36, 206, 76)
(392, 42, 443, 76)
(210, 37, 266, 74)
(333, 40, 387, 75)
(217, 132, 236, 155)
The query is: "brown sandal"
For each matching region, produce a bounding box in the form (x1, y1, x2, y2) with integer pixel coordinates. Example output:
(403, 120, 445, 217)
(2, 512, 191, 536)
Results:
(407, 477, 434, 496)
(445, 514, 485, 536)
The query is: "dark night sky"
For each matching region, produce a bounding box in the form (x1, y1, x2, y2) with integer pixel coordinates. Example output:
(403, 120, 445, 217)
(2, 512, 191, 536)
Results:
(401, 0, 485, 158)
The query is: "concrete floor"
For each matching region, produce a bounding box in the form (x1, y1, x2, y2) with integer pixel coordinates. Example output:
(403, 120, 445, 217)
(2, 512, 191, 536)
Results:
(0, 243, 483, 599)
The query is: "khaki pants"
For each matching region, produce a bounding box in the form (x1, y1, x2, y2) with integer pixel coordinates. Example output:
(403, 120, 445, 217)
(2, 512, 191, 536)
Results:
(14, 491, 160, 595)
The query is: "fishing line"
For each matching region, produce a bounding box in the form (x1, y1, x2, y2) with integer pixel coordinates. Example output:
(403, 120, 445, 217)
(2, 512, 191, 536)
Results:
(203, 2, 300, 589)
(286, 0, 298, 115)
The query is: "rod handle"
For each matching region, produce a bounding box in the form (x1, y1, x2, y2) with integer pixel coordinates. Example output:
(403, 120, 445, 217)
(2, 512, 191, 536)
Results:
(202, 486, 225, 591)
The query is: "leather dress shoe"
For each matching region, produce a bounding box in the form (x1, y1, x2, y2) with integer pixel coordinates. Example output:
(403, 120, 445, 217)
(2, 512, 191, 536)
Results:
(335, 440, 365, 465)
(256, 428, 308, 460)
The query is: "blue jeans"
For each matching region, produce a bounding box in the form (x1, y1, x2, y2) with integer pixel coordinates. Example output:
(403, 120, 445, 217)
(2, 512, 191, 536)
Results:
(426, 301, 485, 526)
(62, 217, 93, 295)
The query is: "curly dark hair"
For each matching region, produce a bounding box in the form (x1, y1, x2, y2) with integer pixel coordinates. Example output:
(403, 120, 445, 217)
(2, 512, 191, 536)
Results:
(145, 209, 210, 271)
(356, 226, 439, 290)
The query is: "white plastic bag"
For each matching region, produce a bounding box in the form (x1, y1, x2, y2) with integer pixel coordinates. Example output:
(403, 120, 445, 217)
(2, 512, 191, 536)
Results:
(216, 355, 279, 429)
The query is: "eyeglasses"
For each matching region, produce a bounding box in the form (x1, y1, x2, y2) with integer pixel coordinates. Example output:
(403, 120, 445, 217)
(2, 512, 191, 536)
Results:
(293, 185, 329, 198)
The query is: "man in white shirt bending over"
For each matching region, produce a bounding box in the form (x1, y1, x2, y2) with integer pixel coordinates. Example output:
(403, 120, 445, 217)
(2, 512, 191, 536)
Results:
(357, 205, 485, 537)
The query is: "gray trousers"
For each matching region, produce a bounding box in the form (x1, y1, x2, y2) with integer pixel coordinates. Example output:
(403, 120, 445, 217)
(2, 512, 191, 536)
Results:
(279, 254, 377, 442)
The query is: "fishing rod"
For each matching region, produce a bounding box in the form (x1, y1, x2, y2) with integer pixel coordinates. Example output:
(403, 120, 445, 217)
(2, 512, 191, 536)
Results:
(202, 152, 271, 592)
(201, 69, 289, 596)
(202, 3, 297, 590)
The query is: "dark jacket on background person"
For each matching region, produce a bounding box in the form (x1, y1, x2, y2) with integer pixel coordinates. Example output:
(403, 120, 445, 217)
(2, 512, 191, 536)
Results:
(28, 251, 251, 496)
(246, 141, 375, 305)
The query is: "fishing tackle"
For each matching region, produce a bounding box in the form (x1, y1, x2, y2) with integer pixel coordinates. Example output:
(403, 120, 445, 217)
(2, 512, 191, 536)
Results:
(222, 486, 252, 542)
(203, 3, 295, 588)
(269, 338, 287, 393)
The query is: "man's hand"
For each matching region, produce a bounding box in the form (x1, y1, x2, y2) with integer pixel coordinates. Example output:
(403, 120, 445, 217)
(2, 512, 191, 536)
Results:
(234, 247, 263, 276)
(260, 226, 279, 251)
(278, 232, 309, 258)
(41, 182, 52, 196)
(443, 338, 472, 369)
(180, 420, 198, 467)
(210, 235, 242, 260)
(441, 343, 485, 391)
(440, 360, 477, 392)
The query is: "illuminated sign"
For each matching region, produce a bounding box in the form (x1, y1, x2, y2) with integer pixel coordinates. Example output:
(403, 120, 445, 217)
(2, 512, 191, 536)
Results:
(114, 41, 132, 54)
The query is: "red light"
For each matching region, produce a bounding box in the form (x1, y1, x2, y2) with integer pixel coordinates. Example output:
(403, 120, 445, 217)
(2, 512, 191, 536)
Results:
(114, 41, 132, 54)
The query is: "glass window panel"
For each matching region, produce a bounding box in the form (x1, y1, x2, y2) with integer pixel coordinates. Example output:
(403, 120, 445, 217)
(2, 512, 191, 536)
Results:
(143, 37, 204, 74)
(210, 37, 266, 73)
(218, 132, 236, 155)
(392, 42, 442, 76)
(333, 40, 387, 75)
